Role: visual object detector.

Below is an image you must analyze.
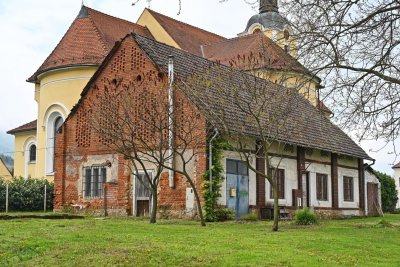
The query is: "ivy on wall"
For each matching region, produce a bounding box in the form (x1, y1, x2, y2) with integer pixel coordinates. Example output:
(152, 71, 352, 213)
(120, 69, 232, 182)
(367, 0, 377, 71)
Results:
(203, 135, 231, 222)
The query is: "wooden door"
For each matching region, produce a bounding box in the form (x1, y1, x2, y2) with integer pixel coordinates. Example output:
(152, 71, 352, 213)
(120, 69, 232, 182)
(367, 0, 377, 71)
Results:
(367, 183, 379, 216)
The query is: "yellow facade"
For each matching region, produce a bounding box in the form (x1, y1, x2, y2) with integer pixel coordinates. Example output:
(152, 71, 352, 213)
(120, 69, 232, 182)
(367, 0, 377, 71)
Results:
(0, 159, 12, 181)
(35, 66, 97, 180)
(136, 9, 181, 49)
(12, 131, 37, 178)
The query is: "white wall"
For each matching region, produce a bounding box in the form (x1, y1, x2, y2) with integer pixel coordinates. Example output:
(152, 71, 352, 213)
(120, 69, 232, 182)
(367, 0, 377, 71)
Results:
(338, 167, 359, 209)
(266, 158, 297, 207)
(393, 168, 400, 209)
(306, 162, 332, 208)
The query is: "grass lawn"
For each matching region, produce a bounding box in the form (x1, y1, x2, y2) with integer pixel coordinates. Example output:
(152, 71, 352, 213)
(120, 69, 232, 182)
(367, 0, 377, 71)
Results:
(0, 214, 399, 266)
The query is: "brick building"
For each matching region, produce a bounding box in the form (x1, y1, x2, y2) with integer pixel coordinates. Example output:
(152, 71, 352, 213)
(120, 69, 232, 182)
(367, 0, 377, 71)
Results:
(10, 1, 381, 218)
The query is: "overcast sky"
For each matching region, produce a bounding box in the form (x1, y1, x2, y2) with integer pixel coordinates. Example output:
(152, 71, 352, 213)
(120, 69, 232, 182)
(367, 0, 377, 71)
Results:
(0, 0, 398, 174)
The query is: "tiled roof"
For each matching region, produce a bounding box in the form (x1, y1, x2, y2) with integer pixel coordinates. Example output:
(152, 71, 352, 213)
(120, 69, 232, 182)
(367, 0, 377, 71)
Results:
(202, 33, 311, 75)
(146, 9, 226, 56)
(133, 34, 370, 160)
(7, 120, 37, 135)
(317, 100, 333, 115)
(393, 162, 400, 168)
(28, 6, 153, 82)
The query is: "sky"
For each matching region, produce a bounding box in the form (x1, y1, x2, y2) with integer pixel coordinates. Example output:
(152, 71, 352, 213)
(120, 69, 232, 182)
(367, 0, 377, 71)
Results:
(0, 0, 398, 174)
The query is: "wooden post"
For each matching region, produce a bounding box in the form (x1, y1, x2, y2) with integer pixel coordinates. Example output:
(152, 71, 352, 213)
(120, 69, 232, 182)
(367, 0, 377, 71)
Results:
(104, 183, 108, 217)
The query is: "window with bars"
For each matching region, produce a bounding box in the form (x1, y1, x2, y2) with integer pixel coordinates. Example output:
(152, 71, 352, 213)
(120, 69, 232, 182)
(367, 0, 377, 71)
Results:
(343, 176, 354, 202)
(316, 173, 328, 201)
(269, 168, 285, 199)
(83, 166, 107, 199)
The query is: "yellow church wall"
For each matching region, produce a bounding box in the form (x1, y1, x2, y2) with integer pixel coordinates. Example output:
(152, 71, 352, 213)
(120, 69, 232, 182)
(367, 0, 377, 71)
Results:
(0, 160, 12, 181)
(262, 30, 297, 58)
(12, 131, 37, 178)
(255, 70, 319, 106)
(136, 9, 180, 49)
(35, 66, 97, 180)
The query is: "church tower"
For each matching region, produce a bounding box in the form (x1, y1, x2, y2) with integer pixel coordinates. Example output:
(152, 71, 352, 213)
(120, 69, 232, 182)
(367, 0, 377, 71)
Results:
(240, 0, 296, 57)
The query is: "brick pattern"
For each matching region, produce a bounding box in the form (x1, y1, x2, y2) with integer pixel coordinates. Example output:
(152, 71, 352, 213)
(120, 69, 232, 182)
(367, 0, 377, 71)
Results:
(54, 36, 207, 216)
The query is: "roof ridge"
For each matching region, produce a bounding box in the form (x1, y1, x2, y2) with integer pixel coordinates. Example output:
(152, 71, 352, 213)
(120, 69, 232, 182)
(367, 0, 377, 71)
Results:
(27, 16, 85, 83)
(87, 13, 110, 54)
(86, 6, 147, 29)
(134, 33, 221, 71)
(146, 8, 226, 41)
(202, 33, 261, 48)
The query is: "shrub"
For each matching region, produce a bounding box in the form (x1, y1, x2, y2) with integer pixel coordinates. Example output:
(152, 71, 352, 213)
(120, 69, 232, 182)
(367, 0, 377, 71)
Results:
(214, 207, 235, 222)
(375, 171, 398, 212)
(295, 208, 317, 225)
(240, 213, 258, 221)
(0, 177, 54, 212)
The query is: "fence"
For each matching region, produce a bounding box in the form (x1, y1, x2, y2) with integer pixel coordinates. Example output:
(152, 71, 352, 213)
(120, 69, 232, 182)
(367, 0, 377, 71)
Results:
(0, 177, 53, 212)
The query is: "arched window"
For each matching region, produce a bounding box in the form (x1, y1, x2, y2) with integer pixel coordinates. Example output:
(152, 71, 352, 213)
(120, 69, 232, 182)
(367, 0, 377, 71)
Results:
(29, 145, 36, 163)
(46, 111, 64, 175)
(53, 116, 64, 171)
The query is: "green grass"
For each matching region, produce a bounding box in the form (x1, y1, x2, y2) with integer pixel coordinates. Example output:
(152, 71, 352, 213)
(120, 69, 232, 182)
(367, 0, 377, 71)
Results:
(0, 214, 400, 266)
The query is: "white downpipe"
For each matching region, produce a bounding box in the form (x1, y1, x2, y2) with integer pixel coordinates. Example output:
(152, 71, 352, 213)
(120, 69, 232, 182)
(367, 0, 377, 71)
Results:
(168, 55, 175, 188)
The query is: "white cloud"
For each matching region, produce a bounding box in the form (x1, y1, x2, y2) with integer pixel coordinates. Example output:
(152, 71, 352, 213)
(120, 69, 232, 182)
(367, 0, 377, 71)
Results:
(0, 0, 397, 175)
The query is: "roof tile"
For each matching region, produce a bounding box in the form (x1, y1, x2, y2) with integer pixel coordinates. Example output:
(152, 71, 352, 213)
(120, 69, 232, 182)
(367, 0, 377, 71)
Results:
(146, 9, 226, 56)
(7, 120, 37, 135)
(28, 6, 153, 82)
(134, 34, 370, 160)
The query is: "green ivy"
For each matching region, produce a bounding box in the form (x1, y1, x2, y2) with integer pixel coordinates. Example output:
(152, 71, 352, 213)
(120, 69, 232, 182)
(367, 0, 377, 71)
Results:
(203, 135, 231, 222)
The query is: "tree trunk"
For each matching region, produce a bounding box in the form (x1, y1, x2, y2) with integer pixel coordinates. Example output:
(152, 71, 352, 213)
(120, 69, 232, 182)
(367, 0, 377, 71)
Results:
(185, 174, 206, 226)
(273, 185, 279, 232)
(150, 189, 157, 224)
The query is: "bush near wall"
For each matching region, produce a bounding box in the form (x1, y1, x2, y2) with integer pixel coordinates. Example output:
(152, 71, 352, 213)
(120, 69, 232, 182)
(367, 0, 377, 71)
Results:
(0, 177, 54, 212)
(375, 171, 398, 212)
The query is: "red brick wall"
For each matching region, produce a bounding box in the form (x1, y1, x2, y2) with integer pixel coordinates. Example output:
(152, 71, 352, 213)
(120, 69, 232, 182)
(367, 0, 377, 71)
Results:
(54, 36, 207, 215)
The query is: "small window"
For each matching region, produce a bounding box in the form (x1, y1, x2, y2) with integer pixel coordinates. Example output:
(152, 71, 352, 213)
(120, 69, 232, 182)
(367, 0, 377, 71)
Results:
(29, 145, 36, 163)
(83, 166, 107, 199)
(226, 160, 248, 176)
(343, 176, 354, 202)
(316, 173, 328, 201)
(270, 168, 285, 199)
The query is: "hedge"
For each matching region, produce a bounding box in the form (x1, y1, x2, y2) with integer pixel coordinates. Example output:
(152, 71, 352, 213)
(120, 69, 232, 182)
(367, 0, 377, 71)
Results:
(0, 177, 54, 212)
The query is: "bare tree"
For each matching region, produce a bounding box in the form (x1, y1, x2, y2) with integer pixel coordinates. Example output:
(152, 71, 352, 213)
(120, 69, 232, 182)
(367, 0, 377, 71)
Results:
(279, 0, 400, 152)
(183, 61, 302, 231)
(89, 72, 207, 225)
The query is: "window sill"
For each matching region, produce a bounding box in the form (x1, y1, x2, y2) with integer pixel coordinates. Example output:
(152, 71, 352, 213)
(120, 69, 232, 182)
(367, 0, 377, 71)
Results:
(28, 161, 36, 165)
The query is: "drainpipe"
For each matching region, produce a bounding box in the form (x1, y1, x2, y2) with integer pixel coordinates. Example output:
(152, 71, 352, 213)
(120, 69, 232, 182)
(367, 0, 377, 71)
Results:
(209, 128, 219, 193)
(168, 55, 175, 188)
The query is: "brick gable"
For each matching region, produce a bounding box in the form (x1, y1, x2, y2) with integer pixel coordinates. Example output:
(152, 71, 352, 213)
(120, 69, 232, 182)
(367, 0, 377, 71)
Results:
(54, 36, 207, 215)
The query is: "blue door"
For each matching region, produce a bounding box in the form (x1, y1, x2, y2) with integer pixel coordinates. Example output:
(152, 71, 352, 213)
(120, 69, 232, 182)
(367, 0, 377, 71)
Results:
(226, 160, 249, 218)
